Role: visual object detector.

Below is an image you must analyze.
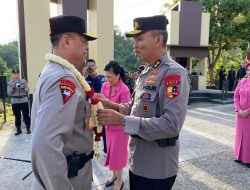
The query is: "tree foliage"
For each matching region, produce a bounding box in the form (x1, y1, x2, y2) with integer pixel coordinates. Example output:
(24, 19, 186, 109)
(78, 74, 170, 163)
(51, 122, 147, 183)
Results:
(0, 41, 19, 70)
(114, 26, 140, 72)
(164, 0, 250, 85)
(0, 57, 11, 79)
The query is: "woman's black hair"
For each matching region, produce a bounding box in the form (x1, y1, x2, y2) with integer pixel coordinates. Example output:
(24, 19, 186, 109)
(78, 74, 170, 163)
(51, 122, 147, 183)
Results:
(104, 60, 126, 81)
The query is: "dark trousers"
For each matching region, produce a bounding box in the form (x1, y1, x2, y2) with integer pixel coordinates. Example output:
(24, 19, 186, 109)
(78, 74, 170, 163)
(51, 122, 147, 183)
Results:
(228, 80, 235, 91)
(129, 170, 176, 190)
(221, 80, 228, 100)
(12, 102, 30, 131)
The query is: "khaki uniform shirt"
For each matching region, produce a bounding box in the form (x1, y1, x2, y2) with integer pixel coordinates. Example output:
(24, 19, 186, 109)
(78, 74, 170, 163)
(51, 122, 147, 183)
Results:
(119, 54, 189, 179)
(31, 62, 93, 190)
(7, 79, 29, 104)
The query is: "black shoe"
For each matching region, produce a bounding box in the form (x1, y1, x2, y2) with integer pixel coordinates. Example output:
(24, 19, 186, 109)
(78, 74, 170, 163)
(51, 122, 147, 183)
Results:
(234, 159, 241, 163)
(105, 177, 117, 187)
(15, 131, 22, 136)
(27, 130, 31, 134)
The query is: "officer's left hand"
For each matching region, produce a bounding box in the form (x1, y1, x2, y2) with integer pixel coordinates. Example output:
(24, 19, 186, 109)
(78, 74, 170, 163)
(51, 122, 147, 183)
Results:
(97, 109, 125, 126)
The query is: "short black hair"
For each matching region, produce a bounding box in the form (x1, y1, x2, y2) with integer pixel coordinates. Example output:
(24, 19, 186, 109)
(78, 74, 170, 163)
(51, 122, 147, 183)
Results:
(86, 59, 96, 65)
(50, 34, 63, 47)
(104, 60, 126, 81)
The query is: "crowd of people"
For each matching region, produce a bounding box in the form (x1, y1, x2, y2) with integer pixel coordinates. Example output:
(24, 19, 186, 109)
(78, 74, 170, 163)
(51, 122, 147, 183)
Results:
(218, 60, 248, 92)
(5, 13, 250, 190)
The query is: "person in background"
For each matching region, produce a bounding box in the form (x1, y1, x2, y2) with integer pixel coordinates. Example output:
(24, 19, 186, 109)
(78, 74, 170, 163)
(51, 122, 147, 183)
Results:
(97, 15, 189, 190)
(227, 65, 236, 91)
(85, 59, 106, 93)
(101, 60, 131, 190)
(236, 62, 246, 81)
(219, 65, 227, 90)
(234, 62, 250, 168)
(7, 69, 30, 135)
(186, 67, 192, 104)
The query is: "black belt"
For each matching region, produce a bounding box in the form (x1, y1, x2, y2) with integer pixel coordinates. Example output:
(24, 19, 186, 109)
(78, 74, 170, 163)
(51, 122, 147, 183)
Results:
(12, 95, 27, 98)
(66, 151, 94, 178)
(131, 135, 179, 147)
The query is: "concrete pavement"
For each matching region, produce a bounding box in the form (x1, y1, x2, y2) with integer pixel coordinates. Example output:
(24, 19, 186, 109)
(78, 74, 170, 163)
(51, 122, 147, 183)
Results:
(0, 102, 250, 190)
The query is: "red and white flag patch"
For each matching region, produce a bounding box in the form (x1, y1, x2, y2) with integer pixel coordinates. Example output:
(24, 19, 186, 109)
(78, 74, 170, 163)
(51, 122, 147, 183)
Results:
(60, 79, 77, 104)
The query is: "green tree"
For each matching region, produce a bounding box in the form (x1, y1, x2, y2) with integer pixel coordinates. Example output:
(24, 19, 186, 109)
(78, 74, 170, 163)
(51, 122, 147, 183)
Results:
(164, 0, 250, 85)
(0, 41, 19, 70)
(0, 57, 11, 79)
(114, 26, 140, 71)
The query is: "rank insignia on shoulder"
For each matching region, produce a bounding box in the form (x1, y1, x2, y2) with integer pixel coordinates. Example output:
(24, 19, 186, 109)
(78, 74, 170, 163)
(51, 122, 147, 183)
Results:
(140, 92, 151, 101)
(60, 79, 77, 104)
(164, 74, 181, 99)
(142, 104, 149, 112)
(153, 60, 161, 69)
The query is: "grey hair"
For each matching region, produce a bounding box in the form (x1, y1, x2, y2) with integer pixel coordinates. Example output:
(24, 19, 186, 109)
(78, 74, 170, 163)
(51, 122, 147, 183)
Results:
(151, 30, 168, 49)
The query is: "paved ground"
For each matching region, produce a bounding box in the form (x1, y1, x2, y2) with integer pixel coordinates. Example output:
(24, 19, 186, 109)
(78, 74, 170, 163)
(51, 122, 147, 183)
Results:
(0, 102, 250, 190)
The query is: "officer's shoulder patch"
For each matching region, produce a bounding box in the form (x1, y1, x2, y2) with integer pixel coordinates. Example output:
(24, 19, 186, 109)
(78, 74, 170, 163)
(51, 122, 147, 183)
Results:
(164, 74, 181, 99)
(60, 79, 77, 104)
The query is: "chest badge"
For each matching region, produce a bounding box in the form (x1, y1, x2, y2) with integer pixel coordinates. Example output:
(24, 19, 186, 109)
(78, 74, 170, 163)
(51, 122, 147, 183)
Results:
(142, 104, 149, 112)
(140, 92, 151, 101)
(60, 79, 76, 104)
(145, 68, 161, 84)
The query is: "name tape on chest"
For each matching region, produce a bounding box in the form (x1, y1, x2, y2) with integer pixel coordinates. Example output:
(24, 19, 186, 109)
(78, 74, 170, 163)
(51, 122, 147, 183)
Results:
(60, 79, 77, 104)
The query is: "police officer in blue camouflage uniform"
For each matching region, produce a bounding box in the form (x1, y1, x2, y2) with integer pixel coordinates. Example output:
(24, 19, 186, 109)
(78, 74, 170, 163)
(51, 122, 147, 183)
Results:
(7, 69, 30, 135)
(97, 15, 189, 190)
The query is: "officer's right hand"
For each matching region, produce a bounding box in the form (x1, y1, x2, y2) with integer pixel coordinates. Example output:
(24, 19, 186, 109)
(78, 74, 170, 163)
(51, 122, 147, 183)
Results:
(97, 109, 125, 126)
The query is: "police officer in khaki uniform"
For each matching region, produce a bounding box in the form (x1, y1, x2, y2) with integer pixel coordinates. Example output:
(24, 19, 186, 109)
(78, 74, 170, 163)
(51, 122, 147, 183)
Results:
(31, 15, 97, 190)
(7, 69, 30, 135)
(97, 15, 189, 190)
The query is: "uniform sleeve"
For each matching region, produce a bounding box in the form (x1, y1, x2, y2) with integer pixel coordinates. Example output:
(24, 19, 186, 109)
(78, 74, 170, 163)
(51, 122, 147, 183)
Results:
(22, 79, 29, 93)
(234, 80, 242, 111)
(124, 68, 189, 141)
(7, 81, 14, 96)
(31, 76, 79, 190)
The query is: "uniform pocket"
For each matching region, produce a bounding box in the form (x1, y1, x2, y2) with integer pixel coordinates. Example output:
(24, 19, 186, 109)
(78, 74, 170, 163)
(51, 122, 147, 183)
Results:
(137, 91, 157, 118)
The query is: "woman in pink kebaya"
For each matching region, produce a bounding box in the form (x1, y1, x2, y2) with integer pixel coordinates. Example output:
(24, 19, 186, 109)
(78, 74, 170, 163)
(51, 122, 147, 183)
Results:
(101, 61, 131, 190)
(234, 62, 250, 167)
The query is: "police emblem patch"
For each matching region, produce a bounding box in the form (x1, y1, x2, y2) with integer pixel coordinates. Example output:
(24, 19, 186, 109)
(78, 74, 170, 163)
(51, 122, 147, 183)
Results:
(142, 104, 149, 112)
(164, 74, 181, 99)
(60, 79, 77, 104)
(140, 92, 151, 101)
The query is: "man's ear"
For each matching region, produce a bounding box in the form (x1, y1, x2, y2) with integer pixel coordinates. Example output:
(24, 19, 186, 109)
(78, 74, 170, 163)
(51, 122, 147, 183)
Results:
(61, 35, 72, 50)
(155, 34, 163, 48)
